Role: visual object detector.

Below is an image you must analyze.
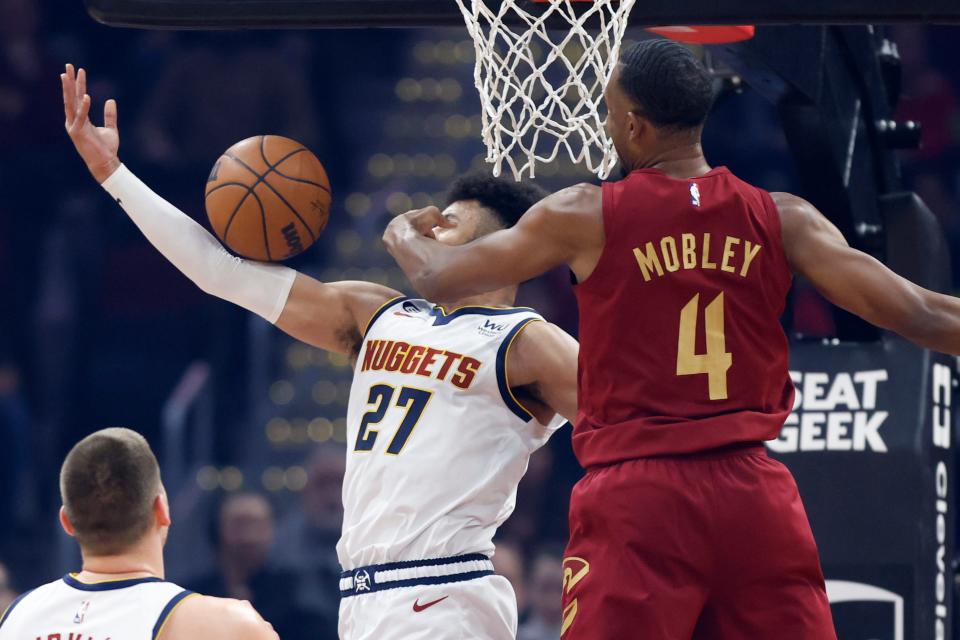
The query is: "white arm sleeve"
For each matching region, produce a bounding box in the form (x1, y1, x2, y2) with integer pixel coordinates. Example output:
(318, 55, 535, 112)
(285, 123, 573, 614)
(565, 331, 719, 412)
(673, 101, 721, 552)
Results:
(102, 164, 296, 324)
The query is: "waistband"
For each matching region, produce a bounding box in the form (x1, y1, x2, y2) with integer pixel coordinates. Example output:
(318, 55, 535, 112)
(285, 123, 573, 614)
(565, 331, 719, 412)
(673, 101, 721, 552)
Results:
(586, 440, 767, 470)
(339, 553, 494, 598)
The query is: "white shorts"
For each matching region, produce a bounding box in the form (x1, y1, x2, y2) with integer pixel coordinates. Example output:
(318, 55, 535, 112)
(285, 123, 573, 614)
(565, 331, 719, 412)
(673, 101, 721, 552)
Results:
(338, 574, 517, 640)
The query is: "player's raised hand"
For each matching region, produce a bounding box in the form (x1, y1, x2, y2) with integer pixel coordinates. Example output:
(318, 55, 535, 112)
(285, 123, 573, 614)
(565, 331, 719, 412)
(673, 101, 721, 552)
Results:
(61, 63, 121, 183)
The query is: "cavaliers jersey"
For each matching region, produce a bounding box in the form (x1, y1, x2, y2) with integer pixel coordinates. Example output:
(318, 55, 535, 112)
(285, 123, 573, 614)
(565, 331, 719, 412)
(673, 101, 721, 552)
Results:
(336, 298, 564, 569)
(573, 167, 794, 466)
(0, 574, 193, 640)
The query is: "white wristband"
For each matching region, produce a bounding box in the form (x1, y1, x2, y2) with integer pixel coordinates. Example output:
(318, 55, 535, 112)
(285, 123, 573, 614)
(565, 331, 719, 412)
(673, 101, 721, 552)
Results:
(102, 164, 296, 324)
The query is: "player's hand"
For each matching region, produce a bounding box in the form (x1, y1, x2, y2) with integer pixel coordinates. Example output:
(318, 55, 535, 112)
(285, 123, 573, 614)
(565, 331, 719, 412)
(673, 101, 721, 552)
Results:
(384, 206, 454, 244)
(61, 63, 121, 184)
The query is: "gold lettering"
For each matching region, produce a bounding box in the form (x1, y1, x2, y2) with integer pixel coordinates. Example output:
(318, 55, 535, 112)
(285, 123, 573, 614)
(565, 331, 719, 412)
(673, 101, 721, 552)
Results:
(660, 237, 680, 273)
(702, 233, 717, 269)
(721, 236, 740, 273)
(681, 233, 697, 269)
(741, 241, 762, 277)
(633, 243, 664, 282)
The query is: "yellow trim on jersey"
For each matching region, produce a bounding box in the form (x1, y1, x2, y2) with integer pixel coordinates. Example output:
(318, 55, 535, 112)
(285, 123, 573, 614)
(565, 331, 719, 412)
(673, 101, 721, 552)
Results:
(502, 318, 544, 422)
(154, 592, 199, 640)
(362, 295, 407, 338)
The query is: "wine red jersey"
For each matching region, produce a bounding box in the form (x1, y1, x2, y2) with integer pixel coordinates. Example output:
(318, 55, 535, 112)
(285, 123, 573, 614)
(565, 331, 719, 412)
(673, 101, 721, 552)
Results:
(573, 167, 794, 466)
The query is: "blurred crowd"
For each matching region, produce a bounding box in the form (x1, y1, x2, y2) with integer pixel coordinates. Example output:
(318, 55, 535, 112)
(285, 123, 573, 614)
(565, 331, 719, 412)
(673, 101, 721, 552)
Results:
(1, 1, 960, 637)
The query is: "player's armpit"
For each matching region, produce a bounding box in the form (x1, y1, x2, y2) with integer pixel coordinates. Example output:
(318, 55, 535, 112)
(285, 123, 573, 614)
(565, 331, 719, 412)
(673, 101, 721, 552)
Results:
(276, 273, 402, 356)
(383, 184, 603, 301)
(159, 595, 279, 640)
(506, 320, 579, 422)
(776, 192, 960, 354)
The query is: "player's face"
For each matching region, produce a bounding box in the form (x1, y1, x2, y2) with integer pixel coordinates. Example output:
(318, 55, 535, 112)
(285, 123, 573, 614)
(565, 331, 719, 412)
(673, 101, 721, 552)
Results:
(433, 200, 493, 246)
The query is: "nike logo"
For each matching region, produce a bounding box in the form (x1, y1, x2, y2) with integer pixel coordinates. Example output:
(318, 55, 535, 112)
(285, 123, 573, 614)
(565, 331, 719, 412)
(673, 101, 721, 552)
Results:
(412, 595, 448, 612)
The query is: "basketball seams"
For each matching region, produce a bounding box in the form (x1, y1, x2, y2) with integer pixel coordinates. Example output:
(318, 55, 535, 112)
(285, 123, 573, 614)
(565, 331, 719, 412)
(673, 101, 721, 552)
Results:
(221, 185, 254, 247)
(227, 148, 319, 244)
(248, 187, 273, 261)
(205, 181, 256, 198)
(259, 135, 331, 192)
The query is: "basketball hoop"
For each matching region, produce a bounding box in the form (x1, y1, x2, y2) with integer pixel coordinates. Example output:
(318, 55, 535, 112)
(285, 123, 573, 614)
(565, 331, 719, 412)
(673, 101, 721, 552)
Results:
(455, 0, 754, 179)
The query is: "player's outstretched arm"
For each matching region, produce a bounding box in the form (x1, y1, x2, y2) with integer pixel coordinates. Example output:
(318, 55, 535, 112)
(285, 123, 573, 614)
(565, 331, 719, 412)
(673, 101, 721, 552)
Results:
(505, 320, 579, 423)
(62, 64, 400, 355)
(777, 192, 960, 354)
(383, 184, 603, 301)
(276, 275, 401, 354)
(160, 594, 279, 640)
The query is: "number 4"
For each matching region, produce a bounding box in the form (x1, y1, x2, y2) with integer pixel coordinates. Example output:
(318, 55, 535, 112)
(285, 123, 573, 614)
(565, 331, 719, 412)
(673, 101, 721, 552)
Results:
(677, 293, 732, 400)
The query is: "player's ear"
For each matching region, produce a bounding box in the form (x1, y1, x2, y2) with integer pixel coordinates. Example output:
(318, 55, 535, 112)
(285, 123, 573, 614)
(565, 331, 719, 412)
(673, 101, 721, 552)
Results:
(154, 490, 172, 528)
(59, 506, 76, 537)
(625, 110, 645, 142)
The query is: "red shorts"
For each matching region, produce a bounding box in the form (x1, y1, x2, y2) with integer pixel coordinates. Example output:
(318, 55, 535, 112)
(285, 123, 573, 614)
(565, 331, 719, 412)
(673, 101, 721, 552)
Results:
(561, 444, 836, 640)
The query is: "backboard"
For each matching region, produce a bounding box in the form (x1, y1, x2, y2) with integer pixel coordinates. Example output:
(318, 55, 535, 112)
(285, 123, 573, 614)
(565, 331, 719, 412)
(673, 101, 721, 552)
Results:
(86, 0, 960, 29)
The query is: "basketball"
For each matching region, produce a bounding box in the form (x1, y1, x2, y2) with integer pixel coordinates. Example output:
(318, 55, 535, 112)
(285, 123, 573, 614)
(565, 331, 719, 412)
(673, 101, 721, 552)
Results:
(205, 135, 331, 261)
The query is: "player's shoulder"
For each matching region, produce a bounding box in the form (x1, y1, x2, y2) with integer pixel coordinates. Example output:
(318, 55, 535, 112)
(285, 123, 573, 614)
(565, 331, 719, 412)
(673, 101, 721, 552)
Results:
(508, 319, 578, 362)
(161, 594, 278, 640)
(540, 182, 602, 213)
(770, 191, 818, 218)
(770, 191, 832, 237)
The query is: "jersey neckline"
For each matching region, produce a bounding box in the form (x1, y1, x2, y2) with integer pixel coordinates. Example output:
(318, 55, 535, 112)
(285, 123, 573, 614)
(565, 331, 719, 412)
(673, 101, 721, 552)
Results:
(626, 165, 729, 181)
(62, 573, 165, 591)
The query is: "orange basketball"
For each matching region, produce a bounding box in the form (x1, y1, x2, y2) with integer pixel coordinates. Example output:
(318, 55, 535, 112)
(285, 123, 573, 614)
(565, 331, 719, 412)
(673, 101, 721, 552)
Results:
(205, 135, 331, 261)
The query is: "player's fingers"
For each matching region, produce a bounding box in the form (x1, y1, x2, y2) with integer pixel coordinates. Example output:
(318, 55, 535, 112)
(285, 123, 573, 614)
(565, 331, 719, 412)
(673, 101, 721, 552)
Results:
(410, 206, 446, 229)
(104, 99, 118, 130)
(63, 64, 77, 123)
(75, 94, 92, 130)
(76, 67, 87, 104)
(61, 73, 74, 126)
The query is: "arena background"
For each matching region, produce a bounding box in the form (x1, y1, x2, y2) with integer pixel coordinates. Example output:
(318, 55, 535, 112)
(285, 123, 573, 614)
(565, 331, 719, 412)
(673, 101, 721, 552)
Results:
(1, 2, 960, 638)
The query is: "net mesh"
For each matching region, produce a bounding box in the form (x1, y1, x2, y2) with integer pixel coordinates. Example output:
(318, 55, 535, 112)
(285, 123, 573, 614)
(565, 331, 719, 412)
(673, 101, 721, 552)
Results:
(455, 0, 637, 180)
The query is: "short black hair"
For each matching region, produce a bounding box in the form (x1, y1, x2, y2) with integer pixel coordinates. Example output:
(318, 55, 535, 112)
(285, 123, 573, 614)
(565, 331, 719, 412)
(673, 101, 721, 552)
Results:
(446, 172, 547, 230)
(60, 428, 161, 555)
(617, 39, 714, 131)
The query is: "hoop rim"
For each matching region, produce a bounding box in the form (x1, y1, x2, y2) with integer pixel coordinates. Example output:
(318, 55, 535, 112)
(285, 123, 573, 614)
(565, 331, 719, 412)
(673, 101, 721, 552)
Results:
(646, 25, 756, 44)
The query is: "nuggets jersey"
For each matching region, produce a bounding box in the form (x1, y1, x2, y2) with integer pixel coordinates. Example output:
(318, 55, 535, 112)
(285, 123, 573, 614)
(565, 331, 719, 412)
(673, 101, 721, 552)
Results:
(0, 574, 192, 640)
(574, 167, 794, 466)
(336, 298, 564, 569)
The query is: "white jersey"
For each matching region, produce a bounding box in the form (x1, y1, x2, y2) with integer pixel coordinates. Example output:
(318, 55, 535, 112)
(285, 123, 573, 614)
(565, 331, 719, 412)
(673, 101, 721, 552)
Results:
(0, 574, 192, 640)
(337, 298, 565, 569)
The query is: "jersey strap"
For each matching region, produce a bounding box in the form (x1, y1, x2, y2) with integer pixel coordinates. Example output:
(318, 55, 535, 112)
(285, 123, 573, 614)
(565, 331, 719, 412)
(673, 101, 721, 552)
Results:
(0, 588, 34, 629)
(338, 553, 494, 598)
(152, 589, 196, 640)
(363, 295, 410, 338)
(496, 317, 542, 422)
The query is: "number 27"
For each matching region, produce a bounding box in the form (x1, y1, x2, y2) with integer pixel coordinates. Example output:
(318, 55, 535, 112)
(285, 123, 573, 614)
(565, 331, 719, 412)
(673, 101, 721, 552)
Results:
(355, 385, 433, 455)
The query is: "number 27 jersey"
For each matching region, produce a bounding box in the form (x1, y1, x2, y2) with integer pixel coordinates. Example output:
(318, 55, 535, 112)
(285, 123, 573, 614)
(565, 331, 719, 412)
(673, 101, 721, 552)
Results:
(573, 167, 794, 466)
(336, 298, 564, 569)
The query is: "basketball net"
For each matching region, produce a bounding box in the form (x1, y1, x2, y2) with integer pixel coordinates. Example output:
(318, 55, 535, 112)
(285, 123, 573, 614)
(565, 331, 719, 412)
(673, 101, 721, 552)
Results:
(455, 0, 637, 180)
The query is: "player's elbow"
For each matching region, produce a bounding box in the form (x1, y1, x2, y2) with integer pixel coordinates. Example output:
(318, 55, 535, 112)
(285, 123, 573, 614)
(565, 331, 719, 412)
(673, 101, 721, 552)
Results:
(902, 294, 960, 355)
(873, 289, 960, 355)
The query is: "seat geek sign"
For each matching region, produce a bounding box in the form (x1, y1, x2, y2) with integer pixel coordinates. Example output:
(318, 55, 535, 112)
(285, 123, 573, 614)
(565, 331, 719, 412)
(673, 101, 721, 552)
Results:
(769, 338, 956, 640)
(769, 369, 889, 453)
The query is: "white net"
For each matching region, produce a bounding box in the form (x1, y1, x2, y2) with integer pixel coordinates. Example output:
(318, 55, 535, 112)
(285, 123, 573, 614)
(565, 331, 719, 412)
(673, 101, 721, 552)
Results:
(455, 0, 637, 180)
